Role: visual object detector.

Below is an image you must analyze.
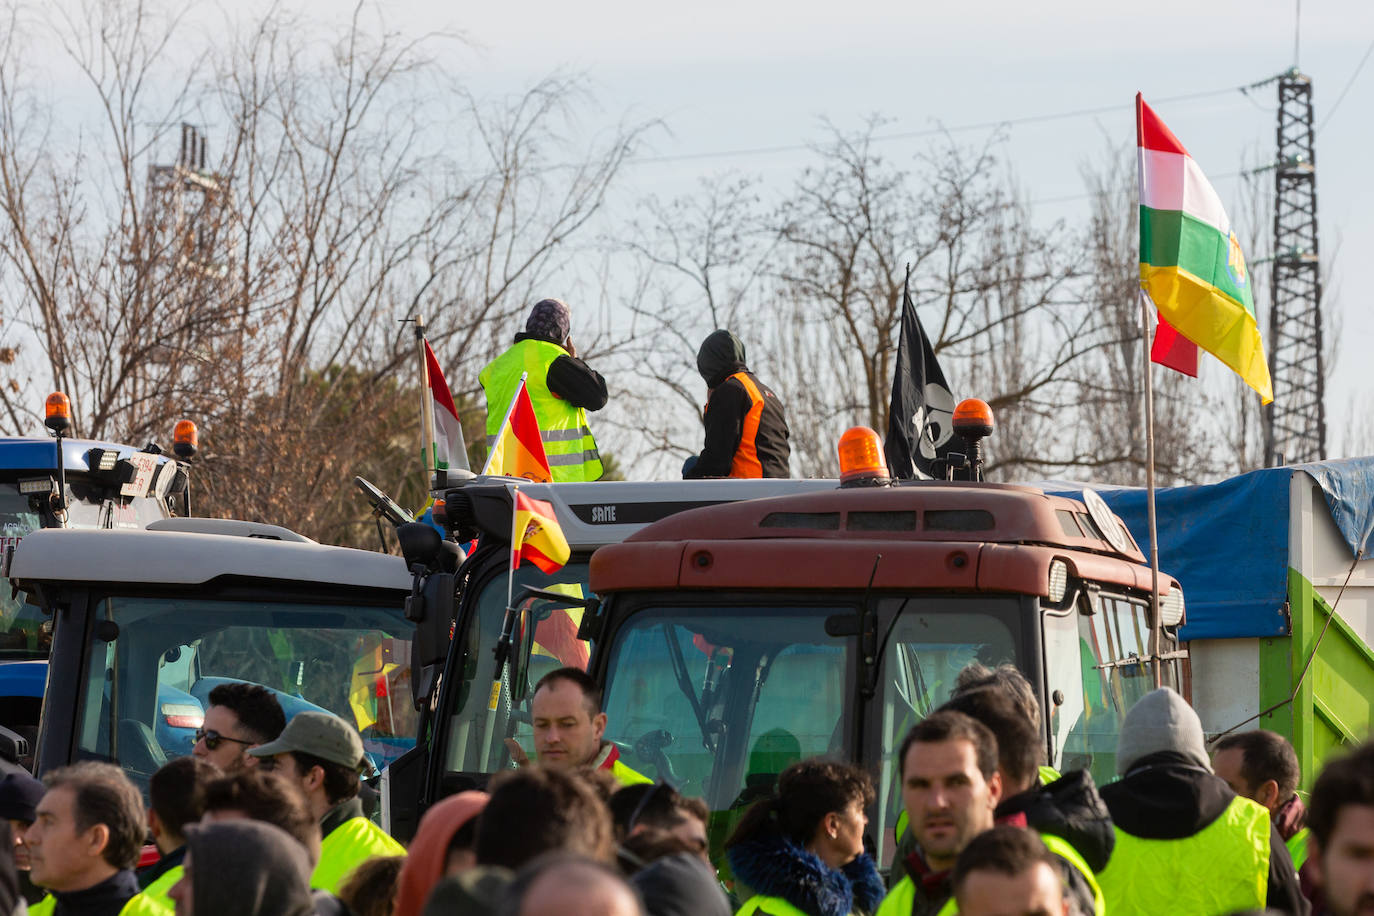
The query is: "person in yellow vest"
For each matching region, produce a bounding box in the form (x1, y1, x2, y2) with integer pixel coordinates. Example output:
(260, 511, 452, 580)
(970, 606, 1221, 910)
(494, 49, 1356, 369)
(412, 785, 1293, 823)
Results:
(684, 330, 790, 479)
(1305, 741, 1374, 916)
(935, 688, 1107, 915)
(724, 759, 886, 916)
(879, 711, 1002, 916)
(122, 757, 217, 915)
(480, 298, 607, 482)
(248, 711, 404, 894)
(1213, 729, 1316, 897)
(951, 826, 1070, 916)
(24, 762, 147, 916)
(1096, 687, 1306, 916)
(515, 667, 652, 787)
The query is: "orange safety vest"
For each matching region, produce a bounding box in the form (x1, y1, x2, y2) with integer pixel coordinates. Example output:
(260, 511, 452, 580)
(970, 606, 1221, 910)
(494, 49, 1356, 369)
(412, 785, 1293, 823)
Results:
(721, 371, 766, 478)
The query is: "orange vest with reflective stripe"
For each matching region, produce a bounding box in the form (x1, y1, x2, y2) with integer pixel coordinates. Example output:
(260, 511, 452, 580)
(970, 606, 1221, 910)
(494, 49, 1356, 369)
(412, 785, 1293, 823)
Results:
(725, 371, 766, 478)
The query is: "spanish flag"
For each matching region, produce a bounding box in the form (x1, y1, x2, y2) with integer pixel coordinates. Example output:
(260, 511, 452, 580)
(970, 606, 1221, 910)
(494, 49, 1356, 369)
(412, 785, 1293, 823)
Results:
(483, 381, 553, 482)
(511, 491, 570, 574)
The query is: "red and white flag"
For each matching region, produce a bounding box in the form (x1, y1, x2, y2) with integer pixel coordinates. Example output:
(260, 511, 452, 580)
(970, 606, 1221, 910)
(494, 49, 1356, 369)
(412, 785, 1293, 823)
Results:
(424, 340, 469, 472)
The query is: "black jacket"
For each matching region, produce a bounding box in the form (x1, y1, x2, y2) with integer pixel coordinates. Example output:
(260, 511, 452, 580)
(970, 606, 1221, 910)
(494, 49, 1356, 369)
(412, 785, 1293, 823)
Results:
(511, 332, 608, 411)
(996, 769, 1114, 916)
(726, 832, 885, 916)
(686, 372, 791, 478)
(1098, 752, 1308, 916)
(51, 870, 140, 916)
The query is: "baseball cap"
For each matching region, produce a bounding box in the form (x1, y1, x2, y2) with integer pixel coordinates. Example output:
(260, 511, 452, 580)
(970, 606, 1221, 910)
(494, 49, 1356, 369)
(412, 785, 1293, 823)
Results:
(247, 711, 364, 771)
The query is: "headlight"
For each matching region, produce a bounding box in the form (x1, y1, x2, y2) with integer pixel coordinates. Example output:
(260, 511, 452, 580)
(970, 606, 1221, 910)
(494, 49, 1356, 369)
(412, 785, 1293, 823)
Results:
(1048, 559, 1069, 604)
(1160, 587, 1185, 627)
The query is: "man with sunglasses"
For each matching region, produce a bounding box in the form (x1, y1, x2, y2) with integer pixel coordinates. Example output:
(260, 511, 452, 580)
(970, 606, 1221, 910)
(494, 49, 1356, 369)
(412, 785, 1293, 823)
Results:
(247, 711, 404, 894)
(192, 683, 285, 773)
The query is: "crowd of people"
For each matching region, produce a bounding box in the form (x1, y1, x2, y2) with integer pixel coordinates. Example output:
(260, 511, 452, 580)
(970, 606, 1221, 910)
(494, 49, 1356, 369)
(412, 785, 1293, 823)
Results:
(0, 665, 1369, 916)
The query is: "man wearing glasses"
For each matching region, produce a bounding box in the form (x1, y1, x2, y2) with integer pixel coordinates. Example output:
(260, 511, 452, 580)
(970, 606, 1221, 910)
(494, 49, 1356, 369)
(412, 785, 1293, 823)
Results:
(192, 683, 286, 773)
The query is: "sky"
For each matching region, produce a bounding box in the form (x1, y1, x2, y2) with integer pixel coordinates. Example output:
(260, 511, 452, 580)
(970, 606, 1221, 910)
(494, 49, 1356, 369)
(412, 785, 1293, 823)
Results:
(404, 0, 1373, 457)
(13, 0, 1374, 463)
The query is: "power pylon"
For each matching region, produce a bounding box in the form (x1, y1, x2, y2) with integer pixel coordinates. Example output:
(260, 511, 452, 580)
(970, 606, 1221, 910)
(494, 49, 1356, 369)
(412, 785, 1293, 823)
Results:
(1263, 68, 1326, 466)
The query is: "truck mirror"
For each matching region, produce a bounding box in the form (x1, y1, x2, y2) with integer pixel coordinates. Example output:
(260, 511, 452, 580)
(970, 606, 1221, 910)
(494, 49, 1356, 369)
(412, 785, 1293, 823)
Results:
(411, 572, 456, 712)
(825, 613, 860, 637)
(396, 522, 442, 570)
(0, 724, 29, 765)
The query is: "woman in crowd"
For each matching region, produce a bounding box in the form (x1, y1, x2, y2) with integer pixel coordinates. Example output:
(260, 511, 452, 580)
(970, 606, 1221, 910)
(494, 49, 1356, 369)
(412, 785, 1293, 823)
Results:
(725, 759, 885, 916)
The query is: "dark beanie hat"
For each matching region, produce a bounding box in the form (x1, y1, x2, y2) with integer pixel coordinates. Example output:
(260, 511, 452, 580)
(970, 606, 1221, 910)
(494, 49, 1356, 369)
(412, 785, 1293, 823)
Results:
(525, 299, 571, 342)
(0, 773, 44, 824)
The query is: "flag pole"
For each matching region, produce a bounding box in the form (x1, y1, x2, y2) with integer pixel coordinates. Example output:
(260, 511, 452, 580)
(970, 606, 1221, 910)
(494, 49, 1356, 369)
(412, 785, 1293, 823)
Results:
(415, 316, 438, 481)
(1139, 289, 1164, 689)
(480, 373, 530, 476)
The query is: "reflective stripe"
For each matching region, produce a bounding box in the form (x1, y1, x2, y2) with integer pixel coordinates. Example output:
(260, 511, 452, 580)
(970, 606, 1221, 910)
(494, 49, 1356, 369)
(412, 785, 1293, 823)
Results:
(541, 427, 592, 442)
(547, 449, 601, 466)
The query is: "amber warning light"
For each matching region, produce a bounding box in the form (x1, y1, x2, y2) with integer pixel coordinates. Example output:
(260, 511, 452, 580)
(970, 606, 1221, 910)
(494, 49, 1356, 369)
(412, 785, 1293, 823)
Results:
(837, 427, 890, 487)
(173, 420, 199, 460)
(45, 392, 71, 434)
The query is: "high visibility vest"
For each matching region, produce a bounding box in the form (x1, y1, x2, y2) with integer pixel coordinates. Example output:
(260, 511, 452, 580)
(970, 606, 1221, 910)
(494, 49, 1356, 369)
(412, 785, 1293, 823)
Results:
(1097, 796, 1270, 916)
(120, 865, 182, 915)
(736, 893, 868, 916)
(718, 372, 766, 478)
(310, 816, 407, 894)
(875, 875, 925, 916)
(480, 340, 602, 482)
(1285, 826, 1309, 870)
(1040, 833, 1105, 915)
(29, 897, 53, 916)
(610, 757, 653, 787)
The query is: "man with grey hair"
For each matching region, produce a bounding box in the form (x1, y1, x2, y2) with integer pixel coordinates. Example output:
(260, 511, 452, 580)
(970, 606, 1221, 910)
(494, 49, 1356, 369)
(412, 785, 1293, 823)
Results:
(1095, 688, 1305, 916)
(479, 298, 607, 482)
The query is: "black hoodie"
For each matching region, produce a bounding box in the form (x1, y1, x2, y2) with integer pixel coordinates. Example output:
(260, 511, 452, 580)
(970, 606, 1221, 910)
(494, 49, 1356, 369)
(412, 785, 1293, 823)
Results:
(1099, 751, 1308, 916)
(184, 820, 315, 916)
(686, 330, 790, 479)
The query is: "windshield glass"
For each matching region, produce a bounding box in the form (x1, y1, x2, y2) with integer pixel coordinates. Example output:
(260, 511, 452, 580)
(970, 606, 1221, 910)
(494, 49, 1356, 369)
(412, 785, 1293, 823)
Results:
(438, 558, 592, 781)
(0, 489, 48, 662)
(597, 596, 1024, 870)
(76, 595, 415, 791)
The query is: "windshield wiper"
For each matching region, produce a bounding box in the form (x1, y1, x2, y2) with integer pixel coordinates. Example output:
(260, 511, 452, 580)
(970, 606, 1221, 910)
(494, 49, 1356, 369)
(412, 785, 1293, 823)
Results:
(661, 624, 713, 753)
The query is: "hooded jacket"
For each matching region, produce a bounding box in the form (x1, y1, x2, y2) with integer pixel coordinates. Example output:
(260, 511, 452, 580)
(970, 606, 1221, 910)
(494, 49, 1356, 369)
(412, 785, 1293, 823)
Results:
(394, 791, 489, 916)
(184, 821, 314, 916)
(727, 832, 885, 916)
(687, 330, 790, 479)
(631, 852, 732, 916)
(1098, 688, 1307, 916)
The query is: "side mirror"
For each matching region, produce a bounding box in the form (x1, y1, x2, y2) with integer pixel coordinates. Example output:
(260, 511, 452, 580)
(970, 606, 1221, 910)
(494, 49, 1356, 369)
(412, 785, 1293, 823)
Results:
(411, 572, 456, 711)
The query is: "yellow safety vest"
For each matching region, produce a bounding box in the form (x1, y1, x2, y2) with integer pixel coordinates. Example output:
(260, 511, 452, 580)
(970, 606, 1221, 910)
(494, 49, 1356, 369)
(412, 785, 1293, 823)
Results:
(1286, 826, 1309, 871)
(120, 864, 182, 915)
(1097, 795, 1270, 916)
(875, 875, 924, 916)
(480, 339, 602, 482)
(736, 894, 811, 916)
(29, 897, 53, 916)
(609, 757, 653, 787)
(310, 816, 407, 894)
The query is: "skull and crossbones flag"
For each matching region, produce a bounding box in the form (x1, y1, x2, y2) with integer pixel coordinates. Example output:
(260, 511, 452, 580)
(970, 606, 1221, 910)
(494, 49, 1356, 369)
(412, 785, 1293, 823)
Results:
(884, 266, 956, 479)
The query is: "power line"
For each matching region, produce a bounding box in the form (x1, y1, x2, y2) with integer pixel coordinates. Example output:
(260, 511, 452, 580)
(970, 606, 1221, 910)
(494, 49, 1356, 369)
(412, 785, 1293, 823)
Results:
(630, 83, 1249, 167)
(1318, 37, 1374, 134)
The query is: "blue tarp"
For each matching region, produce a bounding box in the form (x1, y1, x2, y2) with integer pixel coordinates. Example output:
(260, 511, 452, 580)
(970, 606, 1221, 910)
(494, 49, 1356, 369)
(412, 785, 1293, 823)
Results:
(1044, 457, 1374, 640)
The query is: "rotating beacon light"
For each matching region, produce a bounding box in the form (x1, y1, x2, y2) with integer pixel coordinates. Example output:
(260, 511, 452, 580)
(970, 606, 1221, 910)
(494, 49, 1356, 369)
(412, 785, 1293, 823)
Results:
(44, 392, 72, 521)
(837, 427, 891, 487)
(173, 420, 199, 460)
(951, 398, 994, 482)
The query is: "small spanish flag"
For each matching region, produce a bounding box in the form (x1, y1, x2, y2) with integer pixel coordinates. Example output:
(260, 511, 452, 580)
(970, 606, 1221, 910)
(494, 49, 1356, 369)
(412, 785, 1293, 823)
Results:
(483, 381, 553, 482)
(511, 491, 570, 574)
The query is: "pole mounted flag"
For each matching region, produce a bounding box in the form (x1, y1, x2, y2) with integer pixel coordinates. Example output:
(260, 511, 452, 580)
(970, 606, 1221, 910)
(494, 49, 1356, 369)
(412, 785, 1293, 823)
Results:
(1137, 93, 1273, 403)
(423, 340, 470, 472)
(482, 375, 553, 483)
(510, 490, 570, 575)
(884, 264, 956, 479)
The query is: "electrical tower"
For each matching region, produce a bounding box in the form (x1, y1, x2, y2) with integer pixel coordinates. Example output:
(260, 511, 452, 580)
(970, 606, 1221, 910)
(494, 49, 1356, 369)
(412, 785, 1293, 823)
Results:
(146, 123, 228, 277)
(1263, 68, 1325, 466)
